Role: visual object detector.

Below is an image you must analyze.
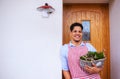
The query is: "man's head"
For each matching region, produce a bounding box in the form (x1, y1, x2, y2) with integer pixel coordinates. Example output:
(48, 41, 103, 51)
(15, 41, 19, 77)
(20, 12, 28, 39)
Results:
(70, 22, 83, 43)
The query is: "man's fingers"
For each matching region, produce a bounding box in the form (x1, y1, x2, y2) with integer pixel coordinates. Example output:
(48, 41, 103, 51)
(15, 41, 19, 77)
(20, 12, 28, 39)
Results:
(91, 62, 96, 67)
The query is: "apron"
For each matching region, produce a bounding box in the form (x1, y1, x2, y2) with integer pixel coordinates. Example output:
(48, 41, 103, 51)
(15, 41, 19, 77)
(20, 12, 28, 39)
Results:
(68, 44, 101, 79)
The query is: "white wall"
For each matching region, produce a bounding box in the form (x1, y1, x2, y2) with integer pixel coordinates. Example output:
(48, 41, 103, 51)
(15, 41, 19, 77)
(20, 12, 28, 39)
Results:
(109, 0, 120, 79)
(0, 0, 62, 79)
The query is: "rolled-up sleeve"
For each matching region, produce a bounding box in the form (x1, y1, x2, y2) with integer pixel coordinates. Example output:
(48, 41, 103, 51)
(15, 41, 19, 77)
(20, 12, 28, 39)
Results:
(60, 45, 69, 71)
(86, 43, 97, 51)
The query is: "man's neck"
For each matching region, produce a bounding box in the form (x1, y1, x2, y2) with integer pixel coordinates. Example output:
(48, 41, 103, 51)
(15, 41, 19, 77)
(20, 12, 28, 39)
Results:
(71, 40, 82, 46)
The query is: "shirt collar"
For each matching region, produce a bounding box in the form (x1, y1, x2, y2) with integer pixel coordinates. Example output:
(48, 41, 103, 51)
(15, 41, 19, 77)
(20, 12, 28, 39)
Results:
(69, 41, 85, 47)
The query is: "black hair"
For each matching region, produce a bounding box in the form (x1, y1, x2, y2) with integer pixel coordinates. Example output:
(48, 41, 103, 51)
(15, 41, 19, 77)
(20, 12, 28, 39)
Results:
(70, 22, 83, 32)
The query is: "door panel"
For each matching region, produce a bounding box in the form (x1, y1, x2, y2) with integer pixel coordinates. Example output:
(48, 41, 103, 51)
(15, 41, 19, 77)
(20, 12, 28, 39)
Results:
(63, 4, 110, 79)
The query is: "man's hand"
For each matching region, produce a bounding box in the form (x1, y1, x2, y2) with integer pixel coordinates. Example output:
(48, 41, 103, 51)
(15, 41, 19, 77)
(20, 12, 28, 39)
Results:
(62, 70, 71, 79)
(84, 63, 102, 74)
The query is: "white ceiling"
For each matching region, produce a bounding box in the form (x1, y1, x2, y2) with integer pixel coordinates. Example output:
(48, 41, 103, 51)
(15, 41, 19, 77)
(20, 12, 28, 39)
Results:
(63, 0, 109, 3)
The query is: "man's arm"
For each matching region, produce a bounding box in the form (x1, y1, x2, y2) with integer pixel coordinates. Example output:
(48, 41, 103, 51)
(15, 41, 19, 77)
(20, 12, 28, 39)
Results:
(62, 70, 71, 79)
(84, 63, 102, 74)
(85, 43, 103, 74)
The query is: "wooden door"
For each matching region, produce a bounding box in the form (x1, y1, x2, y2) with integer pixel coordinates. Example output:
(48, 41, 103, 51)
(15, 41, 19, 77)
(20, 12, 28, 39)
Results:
(63, 4, 110, 79)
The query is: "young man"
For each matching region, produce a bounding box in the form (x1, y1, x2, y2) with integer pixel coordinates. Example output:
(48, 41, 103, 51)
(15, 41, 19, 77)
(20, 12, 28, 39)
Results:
(60, 23, 102, 79)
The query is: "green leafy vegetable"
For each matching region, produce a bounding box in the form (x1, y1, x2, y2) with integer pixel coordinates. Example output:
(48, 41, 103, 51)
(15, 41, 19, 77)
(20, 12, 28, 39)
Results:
(80, 51, 105, 61)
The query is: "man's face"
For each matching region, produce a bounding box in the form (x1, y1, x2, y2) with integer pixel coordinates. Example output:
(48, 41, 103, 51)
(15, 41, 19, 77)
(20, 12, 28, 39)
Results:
(70, 26, 83, 42)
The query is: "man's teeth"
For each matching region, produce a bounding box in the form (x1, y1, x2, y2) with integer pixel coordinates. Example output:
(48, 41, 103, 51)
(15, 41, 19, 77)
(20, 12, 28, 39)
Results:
(75, 36, 80, 37)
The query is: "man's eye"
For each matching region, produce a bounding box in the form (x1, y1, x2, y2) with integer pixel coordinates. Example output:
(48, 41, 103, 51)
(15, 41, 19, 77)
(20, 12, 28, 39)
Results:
(73, 30, 77, 32)
(79, 31, 82, 33)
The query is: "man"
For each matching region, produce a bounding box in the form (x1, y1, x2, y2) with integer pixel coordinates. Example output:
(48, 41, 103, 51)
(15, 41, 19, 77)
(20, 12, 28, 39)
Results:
(60, 23, 102, 79)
